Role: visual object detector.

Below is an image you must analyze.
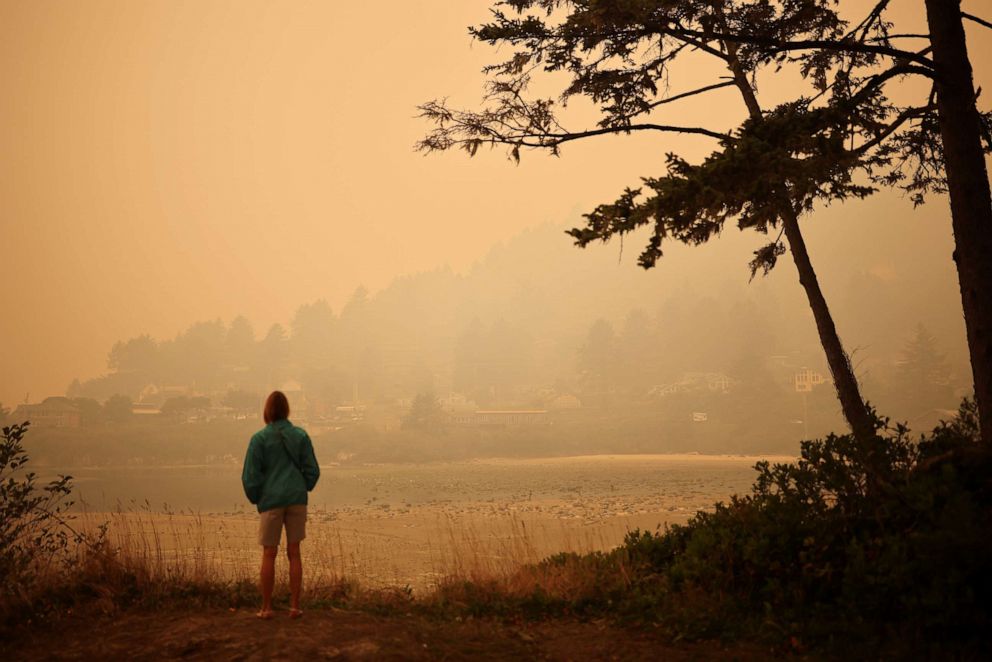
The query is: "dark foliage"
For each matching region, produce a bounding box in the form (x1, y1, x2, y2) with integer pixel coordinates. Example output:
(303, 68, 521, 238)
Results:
(402, 391, 448, 433)
(0, 422, 77, 589)
(419, 1, 992, 275)
(612, 399, 990, 653)
(436, 400, 991, 656)
(416, 0, 992, 441)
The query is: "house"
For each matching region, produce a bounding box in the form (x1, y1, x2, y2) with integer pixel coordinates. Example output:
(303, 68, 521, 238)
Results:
(705, 373, 734, 392)
(131, 402, 162, 416)
(648, 372, 736, 398)
(549, 393, 582, 410)
(12, 397, 80, 428)
(649, 381, 692, 398)
(793, 367, 827, 393)
(439, 392, 476, 412)
(331, 405, 365, 424)
(278, 380, 309, 417)
(451, 410, 550, 427)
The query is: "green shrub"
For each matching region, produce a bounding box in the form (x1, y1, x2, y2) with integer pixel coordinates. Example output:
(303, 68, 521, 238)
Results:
(612, 399, 991, 654)
(0, 422, 77, 589)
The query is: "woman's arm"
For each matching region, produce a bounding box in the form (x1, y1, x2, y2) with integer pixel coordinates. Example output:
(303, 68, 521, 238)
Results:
(300, 433, 320, 491)
(241, 437, 265, 505)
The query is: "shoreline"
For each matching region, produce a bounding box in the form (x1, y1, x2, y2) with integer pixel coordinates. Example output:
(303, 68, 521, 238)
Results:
(38, 451, 798, 472)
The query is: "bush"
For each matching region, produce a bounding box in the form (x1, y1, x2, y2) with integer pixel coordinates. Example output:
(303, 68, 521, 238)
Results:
(440, 399, 990, 655)
(611, 399, 991, 654)
(0, 422, 77, 590)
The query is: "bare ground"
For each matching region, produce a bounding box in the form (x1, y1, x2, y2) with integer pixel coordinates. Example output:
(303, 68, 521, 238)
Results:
(7, 607, 774, 661)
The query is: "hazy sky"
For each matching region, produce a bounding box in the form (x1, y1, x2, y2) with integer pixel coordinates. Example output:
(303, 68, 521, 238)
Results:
(1, 0, 989, 405)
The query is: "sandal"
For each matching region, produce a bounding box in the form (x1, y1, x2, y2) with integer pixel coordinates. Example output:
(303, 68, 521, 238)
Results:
(289, 608, 303, 619)
(256, 610, 274, 620)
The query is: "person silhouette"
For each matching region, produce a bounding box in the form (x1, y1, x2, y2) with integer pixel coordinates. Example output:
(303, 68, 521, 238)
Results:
(241, 390, 320, 619)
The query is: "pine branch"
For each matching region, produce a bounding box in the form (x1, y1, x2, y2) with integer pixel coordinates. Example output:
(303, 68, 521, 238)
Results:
(962, 12, 992, 31)
(532, 123, 731, 144)
(664, 27, 935, 68)
(852, 104, 935, 156)
(646, 81, 736, 111)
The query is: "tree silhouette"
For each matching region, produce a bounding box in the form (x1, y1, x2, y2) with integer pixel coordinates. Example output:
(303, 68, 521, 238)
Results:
(578, 319, 617, 399)
(290, 300, 336, 371)
(419, 0, 992, 443)
(161, 395, 210, 421)
(896, 323, 954, 415)
(102, 394, 133, 423)
(257, 323, 290, 387)
(403, 391, 447, 433)
(221, 389, 260, 417)
(618, 309, 660, 395)
(922, 0, 992, 443)
(454, 318, 488, 401)
(164, 320, 227, 389)
(226, 316, 255, 366)
(107, 334, 158, 374)
(70, 397, 102, 426)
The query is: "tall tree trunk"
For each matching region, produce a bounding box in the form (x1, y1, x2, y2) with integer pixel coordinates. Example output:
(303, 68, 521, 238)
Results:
(725, 43, 875, 441)
(780, 209, 876, 441)
(924, 0, 992, 445)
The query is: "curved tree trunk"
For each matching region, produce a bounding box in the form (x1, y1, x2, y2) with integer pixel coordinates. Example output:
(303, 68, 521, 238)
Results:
(780, 209, 876, 442)
(924, 0, 992, 445)
(725, 43, 875, 442)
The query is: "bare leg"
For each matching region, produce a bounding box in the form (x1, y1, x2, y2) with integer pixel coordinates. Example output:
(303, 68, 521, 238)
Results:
(260, 545, 278, 615)
(287, 541, 302, 612)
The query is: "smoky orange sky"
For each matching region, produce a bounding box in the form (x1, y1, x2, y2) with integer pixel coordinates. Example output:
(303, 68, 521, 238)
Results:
(1, 0, 989, 406)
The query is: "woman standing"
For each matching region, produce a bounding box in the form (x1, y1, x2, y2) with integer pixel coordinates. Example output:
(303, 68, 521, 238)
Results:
(241, 391, 320, 619)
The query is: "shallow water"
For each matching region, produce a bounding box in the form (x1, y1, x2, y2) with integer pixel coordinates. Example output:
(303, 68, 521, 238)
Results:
(61, 453, 787, 515)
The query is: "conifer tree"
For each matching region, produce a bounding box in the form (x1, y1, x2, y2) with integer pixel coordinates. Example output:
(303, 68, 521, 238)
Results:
(419, 0, 992, 442)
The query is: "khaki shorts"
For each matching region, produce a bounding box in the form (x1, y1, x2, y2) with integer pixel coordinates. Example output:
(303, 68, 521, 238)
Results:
(258, 504, 307, 547)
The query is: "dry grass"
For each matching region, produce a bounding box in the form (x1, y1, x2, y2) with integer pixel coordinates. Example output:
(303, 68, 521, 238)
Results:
(3, 452, 771, 622)
(10, 451, 762, 626)
(428, 513, 616, 585)
(0, 499, 674, 645)
(0, 503, 641, 631)
(61, 502, 647, 598)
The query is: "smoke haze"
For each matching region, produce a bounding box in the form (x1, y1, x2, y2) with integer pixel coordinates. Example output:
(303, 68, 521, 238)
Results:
(2, 1, 988, 446)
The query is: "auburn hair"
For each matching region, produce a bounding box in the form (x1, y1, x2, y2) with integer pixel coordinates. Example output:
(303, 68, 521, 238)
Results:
(263, 391, 290, 424)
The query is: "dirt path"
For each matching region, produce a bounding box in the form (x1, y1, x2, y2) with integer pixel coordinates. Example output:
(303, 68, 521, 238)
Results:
(8, 607, 772, 660)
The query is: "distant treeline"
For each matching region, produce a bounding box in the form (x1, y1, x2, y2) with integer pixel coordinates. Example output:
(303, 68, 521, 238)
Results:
(59, 225, 967, 435)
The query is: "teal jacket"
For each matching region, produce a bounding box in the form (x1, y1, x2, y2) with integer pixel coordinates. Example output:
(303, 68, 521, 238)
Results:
(241, 419, 320, 513)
